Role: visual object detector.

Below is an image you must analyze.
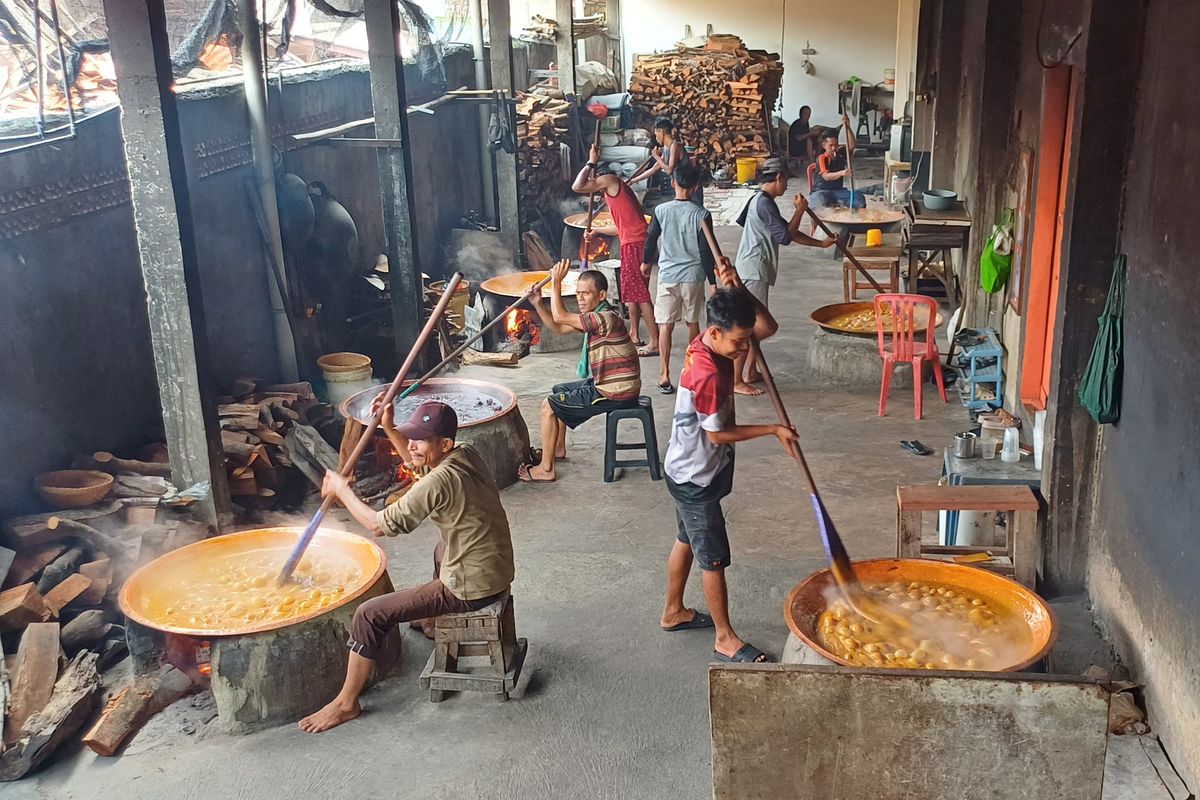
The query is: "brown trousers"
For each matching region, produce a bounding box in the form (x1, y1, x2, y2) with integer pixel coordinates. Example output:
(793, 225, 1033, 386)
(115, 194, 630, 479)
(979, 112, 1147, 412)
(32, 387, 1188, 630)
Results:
(347, 541, 504, 659)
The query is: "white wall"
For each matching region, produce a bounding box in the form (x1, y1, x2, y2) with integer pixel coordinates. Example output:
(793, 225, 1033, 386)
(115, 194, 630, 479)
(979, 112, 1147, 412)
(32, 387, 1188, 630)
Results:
(620, 0, 899, 128)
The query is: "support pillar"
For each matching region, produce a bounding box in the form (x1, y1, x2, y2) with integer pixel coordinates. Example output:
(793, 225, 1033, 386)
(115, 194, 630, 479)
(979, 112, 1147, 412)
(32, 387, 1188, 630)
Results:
(469, 0, 497, 223)
(487, 0, 522, 258)
(363, 0, 424, 362)
(102, 0, 232, 529)
(555, 0, 576, 97)
(236, 0, 299, 382)
(605, 0, 622, 85)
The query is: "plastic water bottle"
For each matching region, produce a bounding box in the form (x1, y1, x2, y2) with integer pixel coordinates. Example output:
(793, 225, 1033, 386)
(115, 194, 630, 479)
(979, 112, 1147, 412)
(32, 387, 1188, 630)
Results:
(1001, 426, 1021, 464)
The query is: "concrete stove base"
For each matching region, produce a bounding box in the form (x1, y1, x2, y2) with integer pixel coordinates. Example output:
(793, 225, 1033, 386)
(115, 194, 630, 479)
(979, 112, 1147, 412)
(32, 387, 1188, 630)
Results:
(126, 573, 401, 734)
(807, 329, 899, 387)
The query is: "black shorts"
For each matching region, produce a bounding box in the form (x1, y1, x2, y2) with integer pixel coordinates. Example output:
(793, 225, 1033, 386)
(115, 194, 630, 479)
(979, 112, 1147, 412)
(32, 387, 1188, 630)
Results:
(546, 379, 635, 429)
(672, 499, 730, 571)
(666, 457, 735, 571)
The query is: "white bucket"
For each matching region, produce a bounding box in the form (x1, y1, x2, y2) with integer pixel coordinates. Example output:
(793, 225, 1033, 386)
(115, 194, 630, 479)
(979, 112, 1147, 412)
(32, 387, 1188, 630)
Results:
(317, 352, 375, 416)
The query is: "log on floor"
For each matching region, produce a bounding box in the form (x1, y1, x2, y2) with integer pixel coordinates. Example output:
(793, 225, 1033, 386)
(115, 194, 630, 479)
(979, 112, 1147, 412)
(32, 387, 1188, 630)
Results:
(0, 652, 99, 782)
(82, 663, 197, 756)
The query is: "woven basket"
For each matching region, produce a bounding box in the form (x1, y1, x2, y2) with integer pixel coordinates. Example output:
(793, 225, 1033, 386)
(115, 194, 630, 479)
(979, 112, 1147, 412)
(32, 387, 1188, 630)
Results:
(316, 352, 372, 374)
(35, 469, 114, 509)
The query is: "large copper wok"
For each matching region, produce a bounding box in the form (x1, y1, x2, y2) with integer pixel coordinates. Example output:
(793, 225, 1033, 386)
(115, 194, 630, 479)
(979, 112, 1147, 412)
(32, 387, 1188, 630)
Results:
(785, 558, 1057, 672)
(480, 270, 578, 298)
(810, 301, 944, 338)
(119, 527, 385, 637)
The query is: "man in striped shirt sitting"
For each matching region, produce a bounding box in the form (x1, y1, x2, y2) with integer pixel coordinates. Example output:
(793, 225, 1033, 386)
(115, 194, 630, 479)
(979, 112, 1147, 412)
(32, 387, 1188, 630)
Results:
(521, 259, 640, 482)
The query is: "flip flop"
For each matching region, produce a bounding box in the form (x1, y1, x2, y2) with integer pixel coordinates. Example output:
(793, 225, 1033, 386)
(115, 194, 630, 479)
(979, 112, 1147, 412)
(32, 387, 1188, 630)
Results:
(517, 463, 555, 483)
(657, 382, 675, 394)
(637, 346, 660, 357)
(713, 643, 771, 663)
(632, 339, 647, 348)
(661, 611, 714, 632)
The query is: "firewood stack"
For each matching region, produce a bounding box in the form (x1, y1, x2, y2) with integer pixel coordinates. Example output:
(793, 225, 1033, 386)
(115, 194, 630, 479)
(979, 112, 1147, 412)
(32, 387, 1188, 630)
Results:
(515, 85, 573, 225)
(214, 379, 335, 510)
(518, 13, 605, 42)
(0, 500, 209, 778)
(629, 34, 784, 171)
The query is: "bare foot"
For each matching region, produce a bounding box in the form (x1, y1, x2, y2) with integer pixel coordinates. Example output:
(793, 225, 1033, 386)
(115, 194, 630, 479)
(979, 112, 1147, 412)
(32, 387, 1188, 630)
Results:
(734, 382, 764, 396)
(518, 463, 556, 483)
(298, 698, 361, 733)
(746, 372, 764, 384)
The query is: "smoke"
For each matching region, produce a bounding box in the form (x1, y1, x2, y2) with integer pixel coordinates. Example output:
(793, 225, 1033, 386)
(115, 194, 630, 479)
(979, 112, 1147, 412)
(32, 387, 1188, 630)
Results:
(444, 229, 519, 283)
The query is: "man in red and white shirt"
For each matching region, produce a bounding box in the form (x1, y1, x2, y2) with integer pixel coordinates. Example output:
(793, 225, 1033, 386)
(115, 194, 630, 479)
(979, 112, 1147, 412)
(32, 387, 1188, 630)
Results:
(660, 261, 798, 664)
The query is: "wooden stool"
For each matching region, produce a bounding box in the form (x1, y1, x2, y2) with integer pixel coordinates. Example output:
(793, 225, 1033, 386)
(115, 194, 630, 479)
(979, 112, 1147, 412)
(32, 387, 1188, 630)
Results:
(843, 246, 902, 301)
(895, 485, 1041, 587)
(419, 593, 528, 702)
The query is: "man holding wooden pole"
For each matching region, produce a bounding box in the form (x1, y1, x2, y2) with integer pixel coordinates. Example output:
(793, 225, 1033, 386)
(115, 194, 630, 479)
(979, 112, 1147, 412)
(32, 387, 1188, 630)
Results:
(298, 401, 514, 732)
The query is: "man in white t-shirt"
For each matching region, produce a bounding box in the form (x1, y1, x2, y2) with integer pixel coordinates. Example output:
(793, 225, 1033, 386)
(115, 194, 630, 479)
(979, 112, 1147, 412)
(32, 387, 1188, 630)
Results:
(659, 261, 798, 664)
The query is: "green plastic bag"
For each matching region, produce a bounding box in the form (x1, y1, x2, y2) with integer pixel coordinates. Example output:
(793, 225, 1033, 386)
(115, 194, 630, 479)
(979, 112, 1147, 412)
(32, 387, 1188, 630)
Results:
(1078, 255, 1125, 424)
(980, 208, 1015, 294)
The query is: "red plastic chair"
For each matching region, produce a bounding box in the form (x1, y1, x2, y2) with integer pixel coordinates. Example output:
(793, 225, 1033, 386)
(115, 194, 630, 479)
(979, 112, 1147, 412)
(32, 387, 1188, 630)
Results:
(874, 293, 948, 419)
(806, 161, 817, 192)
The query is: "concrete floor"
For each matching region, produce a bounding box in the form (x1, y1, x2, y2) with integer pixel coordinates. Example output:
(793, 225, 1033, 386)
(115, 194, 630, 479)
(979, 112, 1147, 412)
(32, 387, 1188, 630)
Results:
(9, 193, 969, 799)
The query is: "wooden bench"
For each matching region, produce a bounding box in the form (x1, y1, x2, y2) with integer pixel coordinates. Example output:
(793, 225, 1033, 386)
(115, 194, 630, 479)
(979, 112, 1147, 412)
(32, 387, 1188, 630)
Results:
(896, 485, 1041, 587)
(419, 593, 527, 702)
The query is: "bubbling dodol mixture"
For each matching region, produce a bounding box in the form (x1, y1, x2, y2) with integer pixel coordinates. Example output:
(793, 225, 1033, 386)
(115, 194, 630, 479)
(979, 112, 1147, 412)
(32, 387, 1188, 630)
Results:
(816, 580, 1029, 671)
(141, 547, 364, 631)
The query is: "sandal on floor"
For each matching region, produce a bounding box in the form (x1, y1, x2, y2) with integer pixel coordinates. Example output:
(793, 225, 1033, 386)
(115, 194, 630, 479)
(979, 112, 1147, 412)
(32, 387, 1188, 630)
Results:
(662, 611, 714, 632)
(657, 382, 675, 394)
(517, 463, 555, 483)
(632, 339, 647, 348)
(637, 346, 660, 357)
(713, 643, 771, 663)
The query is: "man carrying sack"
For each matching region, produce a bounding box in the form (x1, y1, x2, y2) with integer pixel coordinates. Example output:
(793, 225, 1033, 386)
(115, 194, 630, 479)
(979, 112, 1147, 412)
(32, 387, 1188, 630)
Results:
(299, 400, 515, 733)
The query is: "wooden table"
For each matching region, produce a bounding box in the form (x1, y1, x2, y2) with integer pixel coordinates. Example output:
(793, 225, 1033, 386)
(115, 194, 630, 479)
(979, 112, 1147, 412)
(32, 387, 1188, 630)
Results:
(905, 197, 971, 298)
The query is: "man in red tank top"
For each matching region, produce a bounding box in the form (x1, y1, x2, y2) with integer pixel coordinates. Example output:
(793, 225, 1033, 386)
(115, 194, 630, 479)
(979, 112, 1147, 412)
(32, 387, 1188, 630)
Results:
(573, 144, 659, 357)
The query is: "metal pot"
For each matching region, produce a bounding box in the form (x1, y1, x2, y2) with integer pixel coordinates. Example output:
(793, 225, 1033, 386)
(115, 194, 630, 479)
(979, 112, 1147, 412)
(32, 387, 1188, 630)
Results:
(953, 431, 978, 458)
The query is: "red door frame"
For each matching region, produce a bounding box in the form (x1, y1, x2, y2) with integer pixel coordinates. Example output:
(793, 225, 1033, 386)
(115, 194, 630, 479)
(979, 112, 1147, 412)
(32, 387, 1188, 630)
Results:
(1020, 65, 1075, 409)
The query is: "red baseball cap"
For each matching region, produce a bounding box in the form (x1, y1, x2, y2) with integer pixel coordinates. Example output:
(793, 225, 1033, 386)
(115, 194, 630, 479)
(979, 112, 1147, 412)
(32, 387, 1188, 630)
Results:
(396, 401, 458, 440)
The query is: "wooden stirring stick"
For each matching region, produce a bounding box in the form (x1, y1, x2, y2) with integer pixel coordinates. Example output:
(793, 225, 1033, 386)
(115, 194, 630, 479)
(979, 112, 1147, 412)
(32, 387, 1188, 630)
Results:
(277, 274, 464, 583)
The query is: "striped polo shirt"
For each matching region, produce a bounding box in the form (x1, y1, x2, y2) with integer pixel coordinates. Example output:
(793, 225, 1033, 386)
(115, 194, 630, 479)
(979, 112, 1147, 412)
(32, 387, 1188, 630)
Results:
(580, 309, 640, 401)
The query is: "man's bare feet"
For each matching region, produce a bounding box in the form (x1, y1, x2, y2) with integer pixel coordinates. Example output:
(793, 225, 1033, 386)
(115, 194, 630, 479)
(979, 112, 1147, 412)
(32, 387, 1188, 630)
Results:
(746, 372, 764, 384)
(298, 698, 361, 733)
(518, 463, 556, 483)
(734, 382, 764, 396)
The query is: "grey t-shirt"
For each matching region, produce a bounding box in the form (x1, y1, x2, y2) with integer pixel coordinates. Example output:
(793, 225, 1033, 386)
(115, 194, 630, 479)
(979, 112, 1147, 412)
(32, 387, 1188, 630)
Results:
(643, 200, 713, 284)
(734, 192, 792, 285)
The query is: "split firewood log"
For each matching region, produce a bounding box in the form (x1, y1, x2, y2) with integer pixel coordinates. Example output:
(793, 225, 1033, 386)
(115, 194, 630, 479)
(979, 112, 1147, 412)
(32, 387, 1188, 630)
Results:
(0, 651, 99, 781)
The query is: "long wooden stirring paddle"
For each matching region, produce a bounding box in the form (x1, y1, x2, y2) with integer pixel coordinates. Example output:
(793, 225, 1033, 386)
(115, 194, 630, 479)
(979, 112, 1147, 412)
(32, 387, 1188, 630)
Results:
(277, 274, 464, 583)
(715, 267, 894, 622)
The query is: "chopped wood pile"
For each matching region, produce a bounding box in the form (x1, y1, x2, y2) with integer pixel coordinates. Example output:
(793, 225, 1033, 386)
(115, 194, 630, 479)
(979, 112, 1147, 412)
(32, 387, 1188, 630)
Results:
(515, 85, 573, 226)
(629, 34, 784, 170)
(214, 379, 336, 511)
(518, 13, 606, 42)
(0, 500, 208, 778)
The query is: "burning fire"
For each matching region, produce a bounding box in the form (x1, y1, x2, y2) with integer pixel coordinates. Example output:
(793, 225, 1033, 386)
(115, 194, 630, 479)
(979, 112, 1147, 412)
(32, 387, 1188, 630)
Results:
(579, 235, 611, 262)
(505, 308, 541, 345)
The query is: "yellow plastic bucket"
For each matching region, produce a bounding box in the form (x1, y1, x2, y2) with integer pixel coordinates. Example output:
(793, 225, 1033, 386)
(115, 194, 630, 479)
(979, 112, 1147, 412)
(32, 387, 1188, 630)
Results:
(736, 157, 758, 184)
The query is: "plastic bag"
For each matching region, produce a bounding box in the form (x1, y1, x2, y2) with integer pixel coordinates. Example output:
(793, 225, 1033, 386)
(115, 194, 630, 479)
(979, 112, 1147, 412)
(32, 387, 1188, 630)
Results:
(1078, 256, 1126, 424)
(980, 208, 1015, 294)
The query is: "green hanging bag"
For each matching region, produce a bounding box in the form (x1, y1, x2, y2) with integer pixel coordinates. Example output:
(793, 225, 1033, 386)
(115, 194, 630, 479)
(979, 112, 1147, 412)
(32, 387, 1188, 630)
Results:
(980, 208, 1015, 294)
(1077, 255, 1126, 424)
